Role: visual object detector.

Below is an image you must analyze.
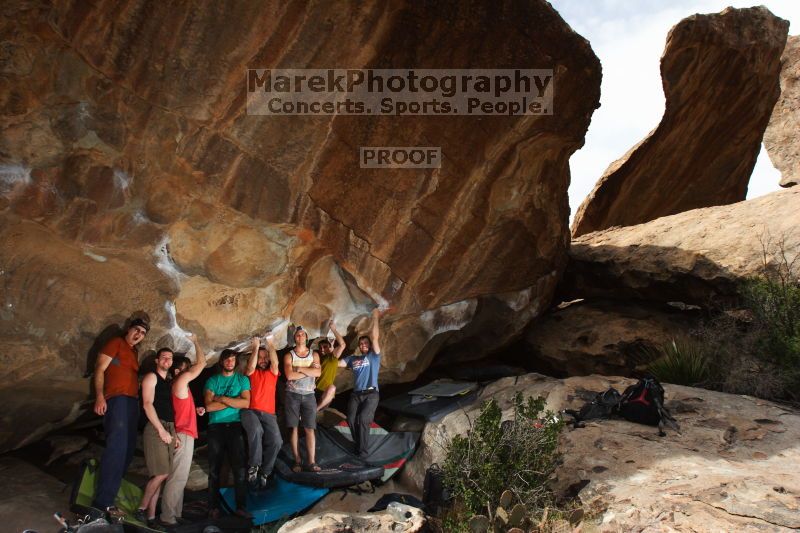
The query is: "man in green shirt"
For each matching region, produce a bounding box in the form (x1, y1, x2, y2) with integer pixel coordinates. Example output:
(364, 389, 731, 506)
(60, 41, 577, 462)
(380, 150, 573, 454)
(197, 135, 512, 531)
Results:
(203, 349, 251, 520)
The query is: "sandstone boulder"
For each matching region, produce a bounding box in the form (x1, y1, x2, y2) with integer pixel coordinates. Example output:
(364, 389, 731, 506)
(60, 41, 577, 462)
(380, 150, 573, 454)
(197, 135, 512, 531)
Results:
(402, 373, 800, 532)
(572, 7, 788, 237)
(562, 187, 800, 307)
(279, 504, 426, 533)
(0, 0, 601, 450)
(0, 0, 600, 451)
(37, 0, 601, 315)
(765, 35, 800, 188)
(523, 300, 696, 377)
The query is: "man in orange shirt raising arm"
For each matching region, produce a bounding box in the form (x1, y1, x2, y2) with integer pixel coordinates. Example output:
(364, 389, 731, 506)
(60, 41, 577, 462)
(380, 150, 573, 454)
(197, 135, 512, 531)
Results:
(241, 334, 281, 490)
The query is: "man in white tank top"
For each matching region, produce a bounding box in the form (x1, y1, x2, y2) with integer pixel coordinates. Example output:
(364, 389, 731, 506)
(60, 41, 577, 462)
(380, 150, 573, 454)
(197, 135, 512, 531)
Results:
(283, 326, 322, 472)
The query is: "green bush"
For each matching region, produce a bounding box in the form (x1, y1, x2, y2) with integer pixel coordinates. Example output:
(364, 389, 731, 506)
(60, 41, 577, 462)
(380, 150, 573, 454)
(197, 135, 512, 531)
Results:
(741, 277, 800, 367)
(645, 338, 714, 387)
(679, 235, 800, 403)
(739, 276, 800, 401)
(441, 393, 563, 532)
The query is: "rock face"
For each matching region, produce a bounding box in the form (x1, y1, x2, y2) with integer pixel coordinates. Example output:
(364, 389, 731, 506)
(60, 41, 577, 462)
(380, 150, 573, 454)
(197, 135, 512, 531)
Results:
(402, 373, 800, 532)
(765, 35, 800, 188)
(523, 300, 695, 377)
(562, 187, 800, 307)
(572, 7, 788, 237)
(0, 1, 600, 451)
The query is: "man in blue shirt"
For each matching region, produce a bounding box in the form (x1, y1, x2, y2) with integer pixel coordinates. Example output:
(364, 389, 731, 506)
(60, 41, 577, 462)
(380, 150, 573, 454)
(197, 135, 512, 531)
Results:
(339, 308, 383, 458)
(204, 349, 252, 520)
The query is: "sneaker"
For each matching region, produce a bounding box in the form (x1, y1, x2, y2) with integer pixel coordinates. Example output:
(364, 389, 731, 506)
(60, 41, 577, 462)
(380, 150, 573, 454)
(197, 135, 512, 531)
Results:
(133, 508, 148, 524)
(247, 465, 259, 487)
(146, 519, 169, 532)
(151, 518, 177, 531)
(86, 507, 107, 523)
(105, 506, 126, 523)
(258, 470, 270, 490)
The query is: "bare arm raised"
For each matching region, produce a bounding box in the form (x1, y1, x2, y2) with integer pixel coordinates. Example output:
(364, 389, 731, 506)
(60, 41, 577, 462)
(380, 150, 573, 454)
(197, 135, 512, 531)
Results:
(329, 320, 346, 359)
(245, 336, 260, 377)
(267, 335, 279, 376)
(370, 308, 382, 355)
(173, 334, 206, 399)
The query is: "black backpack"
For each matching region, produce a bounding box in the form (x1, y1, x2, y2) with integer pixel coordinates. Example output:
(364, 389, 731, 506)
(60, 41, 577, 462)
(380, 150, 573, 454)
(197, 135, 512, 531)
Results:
(565, 387, 622, 426)
(422, 463, 450, 517)
(618, 376, 680, 436)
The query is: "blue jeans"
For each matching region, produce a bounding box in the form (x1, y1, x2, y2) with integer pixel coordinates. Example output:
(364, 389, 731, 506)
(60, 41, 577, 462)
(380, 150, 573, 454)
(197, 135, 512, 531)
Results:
(93, 395, 139, 509)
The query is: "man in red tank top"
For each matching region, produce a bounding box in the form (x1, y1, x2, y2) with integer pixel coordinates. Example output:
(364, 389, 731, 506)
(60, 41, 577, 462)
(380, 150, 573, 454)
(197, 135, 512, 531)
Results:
(159, 333, 207, 526)
(242, 334, 281, 489)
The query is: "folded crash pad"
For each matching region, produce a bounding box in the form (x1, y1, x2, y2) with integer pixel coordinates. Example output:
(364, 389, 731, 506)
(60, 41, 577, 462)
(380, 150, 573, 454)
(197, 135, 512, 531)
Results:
(380, 389, 479, 422)
(408, 380, 478, 397)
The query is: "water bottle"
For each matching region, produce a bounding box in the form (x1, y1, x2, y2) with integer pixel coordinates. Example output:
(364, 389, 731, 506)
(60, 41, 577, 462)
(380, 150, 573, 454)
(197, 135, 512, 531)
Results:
(386, 501, 415, 522)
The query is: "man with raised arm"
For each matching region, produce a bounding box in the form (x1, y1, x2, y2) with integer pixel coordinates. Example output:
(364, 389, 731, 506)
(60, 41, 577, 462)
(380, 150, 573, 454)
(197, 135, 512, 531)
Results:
(203, 349, 252, 520)
(92, 317, 149, 519)
(283, 326, 322, 472)
(134, 347, 177, 528)
(339, 308, 383, 458)
(241, 334, 281, 489)
(159, 334, 207, 526)
(315, 319, 346, 411)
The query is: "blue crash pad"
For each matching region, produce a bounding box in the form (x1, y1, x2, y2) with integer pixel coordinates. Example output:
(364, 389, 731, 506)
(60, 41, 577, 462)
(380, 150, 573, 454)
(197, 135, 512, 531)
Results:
(220, 476, 328, 525)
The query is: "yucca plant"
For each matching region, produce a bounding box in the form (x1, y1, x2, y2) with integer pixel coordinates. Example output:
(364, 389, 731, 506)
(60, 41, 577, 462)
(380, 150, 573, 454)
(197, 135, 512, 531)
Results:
(644, 338, 714, 386)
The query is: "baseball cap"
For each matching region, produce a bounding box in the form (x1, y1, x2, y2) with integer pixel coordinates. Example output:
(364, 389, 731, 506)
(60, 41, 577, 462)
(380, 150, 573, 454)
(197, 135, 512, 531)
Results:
(129, 318, 150, 332)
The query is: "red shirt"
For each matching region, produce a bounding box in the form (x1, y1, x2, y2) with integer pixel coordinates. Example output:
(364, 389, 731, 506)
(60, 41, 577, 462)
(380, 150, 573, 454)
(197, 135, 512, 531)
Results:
(100, 337, 139, 399)
(173, 392, 198, 439)
(248, 369, 278, 414)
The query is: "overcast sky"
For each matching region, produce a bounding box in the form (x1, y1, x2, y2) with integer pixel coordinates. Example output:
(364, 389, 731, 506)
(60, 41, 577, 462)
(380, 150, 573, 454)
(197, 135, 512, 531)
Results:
(548, 0, 799, 221)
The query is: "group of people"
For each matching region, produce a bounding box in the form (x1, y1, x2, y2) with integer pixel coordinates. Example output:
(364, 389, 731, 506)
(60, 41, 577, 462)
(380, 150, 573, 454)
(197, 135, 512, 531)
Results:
(91, 308, 384, 529)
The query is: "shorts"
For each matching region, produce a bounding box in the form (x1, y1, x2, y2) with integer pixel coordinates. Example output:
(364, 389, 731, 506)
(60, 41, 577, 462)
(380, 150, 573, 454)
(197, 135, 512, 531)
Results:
(285, 391, 316, 429)
(143, 420, 175, 476)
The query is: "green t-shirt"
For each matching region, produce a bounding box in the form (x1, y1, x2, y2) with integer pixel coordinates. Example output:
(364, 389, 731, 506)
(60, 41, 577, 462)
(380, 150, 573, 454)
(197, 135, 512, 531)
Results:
(205, 372, 250, 424)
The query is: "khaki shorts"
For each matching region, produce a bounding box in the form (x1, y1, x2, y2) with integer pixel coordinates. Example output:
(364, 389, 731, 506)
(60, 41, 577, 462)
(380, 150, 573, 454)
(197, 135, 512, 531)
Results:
(144, 420, 175, 476)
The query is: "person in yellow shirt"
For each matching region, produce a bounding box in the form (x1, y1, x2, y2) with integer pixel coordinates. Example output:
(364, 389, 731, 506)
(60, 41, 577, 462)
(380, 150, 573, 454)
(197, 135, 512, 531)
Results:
(315, 319, 346, 411)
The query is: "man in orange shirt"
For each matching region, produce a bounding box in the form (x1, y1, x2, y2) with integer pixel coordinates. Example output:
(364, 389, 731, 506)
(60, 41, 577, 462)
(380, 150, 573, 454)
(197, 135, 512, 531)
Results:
(242, 334, 281, 489)
(92, 318, 149, 517)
